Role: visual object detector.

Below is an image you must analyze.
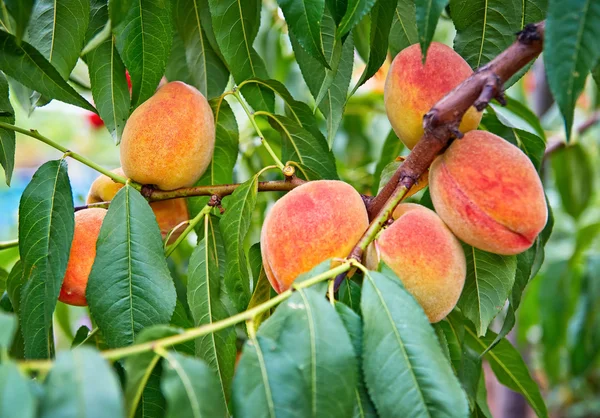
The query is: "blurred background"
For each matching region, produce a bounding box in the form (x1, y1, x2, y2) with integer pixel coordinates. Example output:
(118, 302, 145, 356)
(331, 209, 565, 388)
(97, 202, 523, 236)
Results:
(1, 4, 599, 417)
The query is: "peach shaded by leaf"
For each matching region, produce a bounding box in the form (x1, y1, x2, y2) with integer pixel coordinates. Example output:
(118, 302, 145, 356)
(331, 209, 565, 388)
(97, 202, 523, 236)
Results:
(384, 42, 482, 149)
(120, 81, 215, 190)
(59, 208, 107, 306)
(429, 130, 547, 255)
(261, 180, 369, 293)
(369, 203, 466, 323)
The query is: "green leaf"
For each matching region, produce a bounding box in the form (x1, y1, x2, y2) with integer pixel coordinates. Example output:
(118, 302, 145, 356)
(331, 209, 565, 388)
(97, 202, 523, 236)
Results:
(86, 0, 130, 144)
(40, 347, 125, 418)
(388, 0, 418, 57)
(278, 0, 329, 67)
(545, 0, 600, 139)
(489, 97, 546, 140)
(269, 114, 338, 180)
(338, 0, 377, 38)
(0, 31, 95, 111)
(219, 176, 258, 312)
(28, 0, 90, 79)
(336, 303, 377, 418)
(19, 160, 74, 359)
(465, 326, 548, 418)
(208, 0, 273, 111)
(165, 30, 195, 85)
(0, 73, 15, 185)
(0, 268, 6, 298)
(173, 0, 229, 99)
(169, 301, 195, 355)
(338, 278, 362, 314)
(109, 0, 132, 28)
(71, 325, 92, 348)
(124, 326, 182, 417)
(451, 0, 546, 73)
(87, 184, 176, 349)
(372, 130, 403, 195)
(0, 312, 16, 350)
(361, 270, 469, 417)
(187, 214, 236, 414)
(188, 99, 239, 219)
(352, 0, 395, 94)
(246, 246, 272, 333)
(114, 0, 172, 108)
(551, 143, 594, 219)
(458, 245, 517, 336)
(458, 346, 482, 411)
(4, 0, 34, 42)
(160, 351, 227, 418)
(0, 362, 37, 418)
(415, 0, 448, 58)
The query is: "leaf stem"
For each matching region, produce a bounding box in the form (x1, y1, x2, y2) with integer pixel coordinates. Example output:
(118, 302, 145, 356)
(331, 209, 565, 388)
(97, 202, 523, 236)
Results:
(165, 205, 213, 257)
(0, 122, 132, 187)
(18, 262, 352, 373)
(0, 239, 18, 250)
(231, 90, 285, 171)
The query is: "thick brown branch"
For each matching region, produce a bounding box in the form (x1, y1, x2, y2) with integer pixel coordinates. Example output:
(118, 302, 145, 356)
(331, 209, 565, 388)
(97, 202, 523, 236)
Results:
(366, 22, 545, 220)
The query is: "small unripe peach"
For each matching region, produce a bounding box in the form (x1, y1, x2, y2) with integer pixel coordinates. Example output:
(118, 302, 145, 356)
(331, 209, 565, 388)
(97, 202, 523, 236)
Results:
(261, 180, 369, 293)
(120, 81, 215, 190)
(384, 42, 482, 149)
(87, 168, 189, 243)
(429, 130, 547, 255)
(367, 203, 466, 323)
(59, 209, 107, 306)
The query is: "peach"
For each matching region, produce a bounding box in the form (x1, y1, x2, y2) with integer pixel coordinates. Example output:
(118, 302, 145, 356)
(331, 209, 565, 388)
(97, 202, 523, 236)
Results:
(261, 180, 369, 293)
(429, 130, 547, 255)
(87, 168, 189, 243)
(120, 81, 215, 190)
(59, 209, 107, 306)
(367, 203, 466, 323)
(384, 42, 482, 149)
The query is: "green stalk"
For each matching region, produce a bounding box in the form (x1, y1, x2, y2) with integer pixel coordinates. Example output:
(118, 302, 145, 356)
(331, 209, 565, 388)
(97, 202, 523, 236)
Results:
(164, 205, 213, 257)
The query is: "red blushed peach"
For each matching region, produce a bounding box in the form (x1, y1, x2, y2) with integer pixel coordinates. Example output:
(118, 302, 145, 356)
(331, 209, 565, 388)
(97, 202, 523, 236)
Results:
(384, 42, 482, 149)
(429, 130, 547, 255)
(59, 209, 107, 306)
(260, 180, 369, 293)
(120, 81, 215, 191)
(368, 203, 466, 323)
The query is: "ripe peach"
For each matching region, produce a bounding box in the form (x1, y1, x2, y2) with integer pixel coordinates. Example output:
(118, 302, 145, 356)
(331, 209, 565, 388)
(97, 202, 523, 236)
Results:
(120, 81, 215, 190)
(87, 168, 189, 243)
(429, 130, 547, 255)
(384, 42, 482, 149)
(261, 181, 369, 293)
(59, 208, 107, 306)
(367, 203, 466, 323)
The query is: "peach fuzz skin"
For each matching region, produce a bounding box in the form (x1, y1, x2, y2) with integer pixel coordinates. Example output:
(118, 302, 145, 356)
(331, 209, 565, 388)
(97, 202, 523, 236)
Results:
(384, 42, 482, 149)
(87, 168, 189, 243)
(261, 180, 369, 293)
(429, 130, 547, 255)
(59, 208, 107, 306)
(369, 203, 466, 323)
(120, 81, 215, 191)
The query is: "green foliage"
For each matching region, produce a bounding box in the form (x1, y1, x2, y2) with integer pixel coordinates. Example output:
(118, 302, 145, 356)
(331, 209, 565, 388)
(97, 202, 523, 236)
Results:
(0, 73, 15, 185)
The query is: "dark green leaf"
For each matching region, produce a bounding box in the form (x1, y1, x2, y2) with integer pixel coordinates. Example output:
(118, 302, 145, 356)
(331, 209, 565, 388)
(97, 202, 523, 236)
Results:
(458, 346, 482, 411)
(0, 312, 16, 350)
(71, 326, 92, 348)
(415, 0, 448, 58)
(4, 0, 34, 42)
(170, 301, 195, 355)
(336, 303, 377, 418)
(372, 129, 402, 194)
(165, 30, 195, 85)
(278, 0, 329, 67)
(388, 0, 418, 57)
(0, 73, 15, 185)
(87, 185, 176, 349)
(28, 0, 90, 79)
(338, 0, 376, 38)
(545, 0, 600, 139)
(0, 362, 37, 418)
(109, 0, 132, 28)
(458, 245, 517, 336)
(551, 143, 593, 219)
(6, 261, 22, 312)
(0, 31, 95, 111)
(489, 98, 546, 140)
(338, 278, 361, 314)
(114, 0, 173, 108)
(219, 176, 258, 312)
(208, 0, 273, 111)
(173, 0, 229, 99)
(269, 114, 338, 180)
(187, 214, 236, 414)
(247, 245, 272, 333)
(19, 160, 74, 359)
(161, 351, 227, 418)
(361, 270, 468, 417)
(40, 347, 125, 418)
(465, 326, 548, 418)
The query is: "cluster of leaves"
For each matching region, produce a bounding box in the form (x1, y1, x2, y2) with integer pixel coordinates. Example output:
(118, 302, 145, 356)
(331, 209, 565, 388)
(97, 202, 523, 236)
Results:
(0, 0, 598, 417)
